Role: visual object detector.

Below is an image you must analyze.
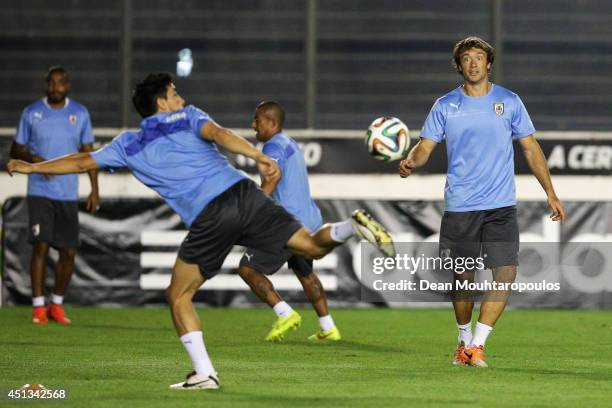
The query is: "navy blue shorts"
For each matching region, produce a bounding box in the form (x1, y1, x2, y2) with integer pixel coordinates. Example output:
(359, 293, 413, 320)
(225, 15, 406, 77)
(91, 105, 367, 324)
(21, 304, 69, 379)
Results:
(178, 179, 303, 279)
(439, 205, 519, 270)
(239, 248, 313, 277)
(27, 196, 79, 249)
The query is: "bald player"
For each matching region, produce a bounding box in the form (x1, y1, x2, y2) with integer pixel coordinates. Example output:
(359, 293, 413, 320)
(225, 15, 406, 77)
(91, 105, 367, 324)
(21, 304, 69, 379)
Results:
(239, 101, 341, 342)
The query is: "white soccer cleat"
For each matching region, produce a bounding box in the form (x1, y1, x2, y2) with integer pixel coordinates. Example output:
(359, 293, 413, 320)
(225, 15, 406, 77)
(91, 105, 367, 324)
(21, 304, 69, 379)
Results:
(169, 371, 220, 390)
(351, 209, 396, 257)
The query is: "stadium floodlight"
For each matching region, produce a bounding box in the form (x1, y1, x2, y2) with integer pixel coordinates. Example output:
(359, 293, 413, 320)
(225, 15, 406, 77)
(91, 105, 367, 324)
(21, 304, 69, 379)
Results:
(176, 48, 193, 77)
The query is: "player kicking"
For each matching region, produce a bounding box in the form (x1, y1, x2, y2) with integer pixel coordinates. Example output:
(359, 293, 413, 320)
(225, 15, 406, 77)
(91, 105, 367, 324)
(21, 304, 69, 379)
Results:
(239, 101, 342, 342)
(8, 73, 394, 389)
(399, 37, 565, 367)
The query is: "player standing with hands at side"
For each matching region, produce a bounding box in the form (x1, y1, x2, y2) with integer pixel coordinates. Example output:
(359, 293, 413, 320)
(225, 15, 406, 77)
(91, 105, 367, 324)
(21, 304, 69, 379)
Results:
(399, 37, 565, 367)
(10, 66, 99, 325)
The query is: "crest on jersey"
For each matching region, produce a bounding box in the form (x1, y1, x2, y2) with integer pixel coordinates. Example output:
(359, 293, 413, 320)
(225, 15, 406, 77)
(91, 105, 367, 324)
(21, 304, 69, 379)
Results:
(34, 112, 43, 120)
(494, 103, 504, 116)
(69, 114, 77, 124)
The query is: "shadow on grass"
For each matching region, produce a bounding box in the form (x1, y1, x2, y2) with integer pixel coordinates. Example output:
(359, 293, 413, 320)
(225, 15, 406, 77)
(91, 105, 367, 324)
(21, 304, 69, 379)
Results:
(205, 391, 477, 406)
(270, 338, 406, 354)
(496, 367, 612, 382)
(73, 323, 170, 332)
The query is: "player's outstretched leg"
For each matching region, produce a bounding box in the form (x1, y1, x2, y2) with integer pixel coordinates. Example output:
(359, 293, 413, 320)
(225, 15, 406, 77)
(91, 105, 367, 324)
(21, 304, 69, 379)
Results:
(166, 258, 220, 390)
(351, 209, 395, 257)
(238, 265, 302, 342)
(286, 209, 395, 260)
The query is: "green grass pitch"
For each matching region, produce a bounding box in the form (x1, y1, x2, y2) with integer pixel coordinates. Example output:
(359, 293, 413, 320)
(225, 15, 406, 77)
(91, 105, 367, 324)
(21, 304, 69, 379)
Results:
(1, 307, 610, 407)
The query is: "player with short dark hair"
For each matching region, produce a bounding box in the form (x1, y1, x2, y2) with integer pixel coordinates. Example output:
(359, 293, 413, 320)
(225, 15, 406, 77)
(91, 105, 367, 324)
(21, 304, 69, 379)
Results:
(239, 101, 341, 342)
(399, 37, 565, 367)
(8, 73, 394, 389)
(10, 66, 99, 325)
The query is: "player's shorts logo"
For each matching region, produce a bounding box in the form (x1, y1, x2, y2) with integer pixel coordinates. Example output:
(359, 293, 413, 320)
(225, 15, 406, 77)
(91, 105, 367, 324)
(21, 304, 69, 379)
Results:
(69, 114, 77, 124)
(440, 247, 452, 260)
(494, 103, 504, 116)
(32, 224, 40, 237)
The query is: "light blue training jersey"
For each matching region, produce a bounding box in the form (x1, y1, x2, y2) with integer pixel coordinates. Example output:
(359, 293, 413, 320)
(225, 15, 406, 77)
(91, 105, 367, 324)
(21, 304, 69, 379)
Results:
(15, 98, 94, 201)
(420, 84, 535, 212)
(263, 132, 322, 232)
(91, 105, 246, 227)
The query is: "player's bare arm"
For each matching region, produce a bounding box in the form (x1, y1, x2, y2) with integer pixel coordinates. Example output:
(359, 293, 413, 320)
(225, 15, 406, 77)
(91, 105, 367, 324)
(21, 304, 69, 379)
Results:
(261, 167, 281, 195)
(7, 152, 100, 176)
(9, 141, 46, 163)
(200, 120, 262, 158)
(519, 135, 566, 222)
(10, 141, 54, 179)
(399, 138, 437, 178)
(80, 143, 100, 213)
(200, 121, 280, 180)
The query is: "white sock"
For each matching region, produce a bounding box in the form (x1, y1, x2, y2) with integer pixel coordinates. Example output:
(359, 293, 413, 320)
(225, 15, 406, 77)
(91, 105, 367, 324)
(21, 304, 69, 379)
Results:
(457, 321, 472, 345)
(32, 296, 45, 307)
(471, 321, 493, 347)
(330, 220, 355, 243)
(180, 331, 215, 377)
(272, 301, 293, 317)
(51, 293, 64, 305)
(319, 315, 335, 331)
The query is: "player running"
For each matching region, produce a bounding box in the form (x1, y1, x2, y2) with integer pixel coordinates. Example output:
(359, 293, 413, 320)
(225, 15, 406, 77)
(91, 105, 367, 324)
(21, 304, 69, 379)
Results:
(399, 37, 565, 368)
(239, 101, 340, 342)
(10, 66, 99, 325)
(8, 73, 394, 389)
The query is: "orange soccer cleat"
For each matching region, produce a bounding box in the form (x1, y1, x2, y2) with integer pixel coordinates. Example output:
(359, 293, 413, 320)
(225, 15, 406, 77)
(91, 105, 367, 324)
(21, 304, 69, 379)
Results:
(453, 343, 470, 366)
(32, 306, 48, 325)
(47, 304, 72, 325)
(465, 345, 488, 368)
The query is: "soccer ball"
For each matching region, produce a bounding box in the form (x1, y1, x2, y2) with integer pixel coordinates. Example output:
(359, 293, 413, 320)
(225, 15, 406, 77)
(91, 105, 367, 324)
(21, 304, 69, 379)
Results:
(365, 117, 410, 161)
